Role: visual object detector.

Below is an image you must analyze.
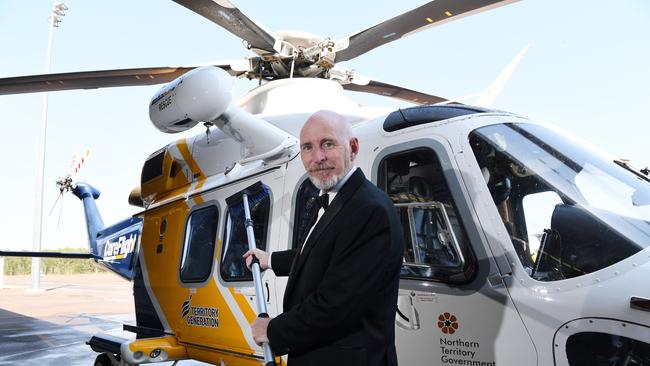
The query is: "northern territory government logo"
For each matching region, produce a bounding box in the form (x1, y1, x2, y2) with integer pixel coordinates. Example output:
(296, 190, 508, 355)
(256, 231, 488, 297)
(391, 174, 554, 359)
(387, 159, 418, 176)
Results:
(437, 312, 459, 334)
(437, 313, 496, 366)
(181, 295, 219, 328)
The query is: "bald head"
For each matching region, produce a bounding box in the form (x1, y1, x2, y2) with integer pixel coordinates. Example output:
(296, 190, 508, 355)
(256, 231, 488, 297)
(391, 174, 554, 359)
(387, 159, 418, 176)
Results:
(301, 110, 351, 142)
(299, 110, 359, 191)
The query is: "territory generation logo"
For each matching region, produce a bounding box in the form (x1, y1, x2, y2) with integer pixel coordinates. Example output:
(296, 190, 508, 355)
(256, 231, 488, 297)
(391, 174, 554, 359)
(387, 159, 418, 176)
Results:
(181, 295, 219, 328)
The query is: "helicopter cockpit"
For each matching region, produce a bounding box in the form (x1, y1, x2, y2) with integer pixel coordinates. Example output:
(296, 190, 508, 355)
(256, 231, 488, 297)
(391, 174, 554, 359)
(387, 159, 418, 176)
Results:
(470, 122, 650, 281)
(378, 148, 476, 284)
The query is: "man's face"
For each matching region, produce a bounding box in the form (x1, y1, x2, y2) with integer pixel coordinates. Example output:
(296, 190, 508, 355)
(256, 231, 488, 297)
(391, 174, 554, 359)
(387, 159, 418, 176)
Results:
(299, 116, 356, 191)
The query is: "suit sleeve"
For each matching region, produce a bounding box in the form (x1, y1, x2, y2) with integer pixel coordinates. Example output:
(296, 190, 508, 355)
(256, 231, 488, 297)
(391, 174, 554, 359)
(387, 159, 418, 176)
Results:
(267, 204, 394, 354)
(270, 249, 297, 277)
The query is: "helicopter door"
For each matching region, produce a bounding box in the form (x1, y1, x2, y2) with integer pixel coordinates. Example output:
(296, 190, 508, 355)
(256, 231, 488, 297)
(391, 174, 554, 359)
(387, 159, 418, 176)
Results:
(177, 169, 284, 360)
(373, 141, 537, 366)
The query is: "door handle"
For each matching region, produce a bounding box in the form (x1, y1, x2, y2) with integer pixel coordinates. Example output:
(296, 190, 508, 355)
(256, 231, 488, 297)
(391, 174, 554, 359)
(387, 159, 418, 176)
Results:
(631, 296, 650, 312)
(396, 294, 420, 330)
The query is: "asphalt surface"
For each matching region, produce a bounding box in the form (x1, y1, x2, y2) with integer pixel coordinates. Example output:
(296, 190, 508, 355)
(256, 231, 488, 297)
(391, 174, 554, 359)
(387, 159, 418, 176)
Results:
(0, 274, 207, 366)
(0, 309, 134, 365)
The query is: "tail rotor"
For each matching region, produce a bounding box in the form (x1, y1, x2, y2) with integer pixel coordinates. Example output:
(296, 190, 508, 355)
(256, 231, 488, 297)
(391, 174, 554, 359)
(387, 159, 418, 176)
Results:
(48, 149, 91, 227)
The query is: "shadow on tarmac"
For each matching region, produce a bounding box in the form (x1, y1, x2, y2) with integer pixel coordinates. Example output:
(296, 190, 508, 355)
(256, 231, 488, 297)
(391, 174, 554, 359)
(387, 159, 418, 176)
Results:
(0, 308, 129, 365)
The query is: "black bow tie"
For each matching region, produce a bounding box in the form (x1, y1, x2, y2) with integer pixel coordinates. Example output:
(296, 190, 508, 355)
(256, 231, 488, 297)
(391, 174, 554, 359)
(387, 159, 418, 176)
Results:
(317, 193, 330, 210)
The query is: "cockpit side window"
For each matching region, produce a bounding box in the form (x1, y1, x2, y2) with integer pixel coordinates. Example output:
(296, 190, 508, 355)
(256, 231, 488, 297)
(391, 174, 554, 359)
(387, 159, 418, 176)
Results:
(378, 148, 476, 284)
(470, 123, 647, 282)
(221, 185, 271, 282)
(180, 206, 219, 283)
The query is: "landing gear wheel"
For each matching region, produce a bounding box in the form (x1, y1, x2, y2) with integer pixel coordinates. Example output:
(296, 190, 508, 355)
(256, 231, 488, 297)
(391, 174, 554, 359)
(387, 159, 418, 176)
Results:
(94, 353, 112, 366)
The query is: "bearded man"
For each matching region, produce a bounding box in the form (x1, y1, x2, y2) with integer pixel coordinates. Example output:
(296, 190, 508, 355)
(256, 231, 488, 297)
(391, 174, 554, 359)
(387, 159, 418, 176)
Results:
(244, 110, 404, 366)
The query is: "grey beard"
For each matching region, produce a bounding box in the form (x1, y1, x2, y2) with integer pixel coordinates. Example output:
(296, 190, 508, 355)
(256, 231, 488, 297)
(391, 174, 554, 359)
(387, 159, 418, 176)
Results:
(309, 161, 352, 191)
(309, 174, 339, 191)
(307, 146, 353, 191)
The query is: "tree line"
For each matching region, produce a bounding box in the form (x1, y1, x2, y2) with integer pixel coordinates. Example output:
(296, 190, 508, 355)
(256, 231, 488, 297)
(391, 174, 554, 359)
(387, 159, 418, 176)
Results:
(2, 248, 106, 275)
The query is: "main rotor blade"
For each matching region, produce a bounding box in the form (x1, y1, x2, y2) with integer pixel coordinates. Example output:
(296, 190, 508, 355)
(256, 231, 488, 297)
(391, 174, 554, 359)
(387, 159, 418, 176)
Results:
(342, 79, 447, 105)
(0, 65, 237, 95)
(476, 44, 530, 107)
(173, 0, 278, 54)
(0, 67, 193, 95)
(335, 0, 516, 62)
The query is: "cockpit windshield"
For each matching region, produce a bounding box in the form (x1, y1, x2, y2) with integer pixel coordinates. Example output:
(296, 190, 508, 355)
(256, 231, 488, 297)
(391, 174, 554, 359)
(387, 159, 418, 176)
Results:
(470, 123, 650, 281)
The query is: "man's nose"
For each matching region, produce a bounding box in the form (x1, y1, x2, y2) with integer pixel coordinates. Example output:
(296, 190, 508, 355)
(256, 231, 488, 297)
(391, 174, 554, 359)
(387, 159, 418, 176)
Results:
(310, 147, 326, 162)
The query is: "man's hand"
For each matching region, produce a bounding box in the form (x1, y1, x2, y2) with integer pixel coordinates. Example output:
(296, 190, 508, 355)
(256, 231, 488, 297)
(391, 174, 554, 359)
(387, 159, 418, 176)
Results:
(252, 316, 271, 345)
(243, 248, 270, 271)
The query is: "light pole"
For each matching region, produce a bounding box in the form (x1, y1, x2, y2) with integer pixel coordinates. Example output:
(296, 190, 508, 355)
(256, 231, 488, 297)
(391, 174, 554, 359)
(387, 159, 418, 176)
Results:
(31, 1, 68, 291)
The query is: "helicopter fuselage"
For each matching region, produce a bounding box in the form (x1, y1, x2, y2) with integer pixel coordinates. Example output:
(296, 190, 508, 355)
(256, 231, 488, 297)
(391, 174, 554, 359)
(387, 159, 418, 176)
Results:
(80, 81, 650, 365)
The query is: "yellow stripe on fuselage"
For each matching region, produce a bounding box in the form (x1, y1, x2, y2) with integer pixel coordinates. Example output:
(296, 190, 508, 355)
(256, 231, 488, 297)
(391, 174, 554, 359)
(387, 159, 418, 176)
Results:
(229, 288, 257, 324)
(176, 139, 207, 203)
(140, 140, 259, 362)
(176, 139, 202, 181)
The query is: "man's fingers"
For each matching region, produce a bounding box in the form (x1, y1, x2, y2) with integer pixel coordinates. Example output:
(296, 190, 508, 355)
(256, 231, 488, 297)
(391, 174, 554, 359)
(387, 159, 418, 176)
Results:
(242, 249, 268, 271)
(242, 250, 254, 269)
(251, 317, 271, 345)
(243, 250, 258, 271)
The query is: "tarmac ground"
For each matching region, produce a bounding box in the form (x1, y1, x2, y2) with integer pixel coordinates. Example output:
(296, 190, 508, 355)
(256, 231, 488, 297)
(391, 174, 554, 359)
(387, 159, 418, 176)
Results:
(0, 273, 206, 366)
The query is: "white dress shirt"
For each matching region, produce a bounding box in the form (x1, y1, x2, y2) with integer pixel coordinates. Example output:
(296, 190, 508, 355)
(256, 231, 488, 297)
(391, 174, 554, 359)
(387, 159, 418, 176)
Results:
(270, 167, 358, 266)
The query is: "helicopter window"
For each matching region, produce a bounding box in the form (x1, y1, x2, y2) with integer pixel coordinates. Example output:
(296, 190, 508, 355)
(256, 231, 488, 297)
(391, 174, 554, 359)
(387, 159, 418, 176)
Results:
(291, 179, 320, 250)
(180, 206, 219, 283)
(378, 148, 476, 284)
(522, 191, 563, 263)
(221, 185, 271, 282)
(565, 332, 650, 365)
(470, 123, 649, 281)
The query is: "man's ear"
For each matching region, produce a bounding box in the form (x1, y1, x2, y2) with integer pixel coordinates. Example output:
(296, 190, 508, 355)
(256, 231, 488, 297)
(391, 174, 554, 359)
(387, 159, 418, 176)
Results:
(349, 137, 359, 161)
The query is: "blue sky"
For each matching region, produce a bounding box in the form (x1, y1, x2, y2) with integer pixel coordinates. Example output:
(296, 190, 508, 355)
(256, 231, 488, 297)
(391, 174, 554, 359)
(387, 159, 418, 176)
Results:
(1, 0, 649, 251)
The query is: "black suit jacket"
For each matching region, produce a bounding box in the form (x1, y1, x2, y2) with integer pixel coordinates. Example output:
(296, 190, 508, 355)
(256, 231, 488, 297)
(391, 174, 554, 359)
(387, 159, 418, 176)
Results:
(268, 169, 404, 366)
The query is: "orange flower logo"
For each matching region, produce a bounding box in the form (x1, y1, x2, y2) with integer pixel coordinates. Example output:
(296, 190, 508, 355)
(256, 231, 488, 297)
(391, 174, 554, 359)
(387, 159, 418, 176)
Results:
(437, 312, 459, 334)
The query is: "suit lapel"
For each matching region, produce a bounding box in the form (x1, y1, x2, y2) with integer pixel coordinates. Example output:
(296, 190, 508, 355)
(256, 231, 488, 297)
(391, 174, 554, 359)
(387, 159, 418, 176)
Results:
(287, 170, 366, 287)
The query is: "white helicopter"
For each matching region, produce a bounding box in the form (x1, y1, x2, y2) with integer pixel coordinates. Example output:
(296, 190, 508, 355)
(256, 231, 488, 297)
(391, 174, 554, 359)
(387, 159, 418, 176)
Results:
(1, 1, 650, 365)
